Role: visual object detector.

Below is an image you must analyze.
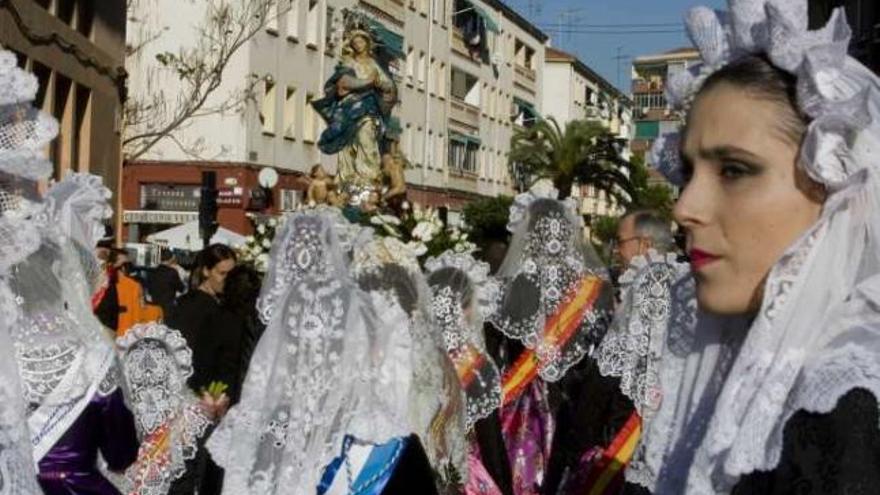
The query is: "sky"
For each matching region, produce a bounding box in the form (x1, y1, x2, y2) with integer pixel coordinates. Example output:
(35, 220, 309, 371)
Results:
(506, 0, 726, 92)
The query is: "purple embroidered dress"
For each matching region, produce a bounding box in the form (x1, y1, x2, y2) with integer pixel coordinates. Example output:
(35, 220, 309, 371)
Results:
(36, 388, 139, 495)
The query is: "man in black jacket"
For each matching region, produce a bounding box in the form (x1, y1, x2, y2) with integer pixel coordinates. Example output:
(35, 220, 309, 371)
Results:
(146, 249, 186, 317)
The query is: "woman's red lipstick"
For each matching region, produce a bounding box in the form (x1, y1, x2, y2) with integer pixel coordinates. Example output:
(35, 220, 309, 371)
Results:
(689, 249, 720, 271)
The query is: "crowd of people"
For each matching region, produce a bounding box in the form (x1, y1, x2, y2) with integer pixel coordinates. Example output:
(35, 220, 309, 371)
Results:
(4, 0, 880, 494)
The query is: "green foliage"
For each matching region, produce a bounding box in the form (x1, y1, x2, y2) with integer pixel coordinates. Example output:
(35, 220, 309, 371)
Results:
(627, 154, 675, 220)
(508, 117, 634, 202)
(591, 215, 620, 265)
(462, 195, 514, 244)
(591, 215, 620, 246)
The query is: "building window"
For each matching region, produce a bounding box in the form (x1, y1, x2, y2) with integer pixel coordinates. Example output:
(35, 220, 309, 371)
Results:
(405, 123, 414, 157)
(515, 39, 525, 66)
(286, 0, 300, 39)
(449, 137, 478, 173)
(304, 93, 317, 142)
(283, 86, 297, 139)
(406, 46, 415, 83)
(418, 51, 426, 87)
(432, 0, 443, 23)
(449, 138, 465, 172)
(56, 0, 75, 25)
(306, 0, 319, 47)
(489, 87, 496, 119)
(435, 134, 445, 169)
(74, 85, 91, 172)
(450, 67, 479, 106)
(280, 189, 302, 211)
(436, 62, 447, 97)
(414, 127, 424, 165)
(266, 1, 279, 34)
(261, 80, 277, 135)
(76, 1, 95, 39)
(524, 46, 535, 69)
(325, 7, 335, 48)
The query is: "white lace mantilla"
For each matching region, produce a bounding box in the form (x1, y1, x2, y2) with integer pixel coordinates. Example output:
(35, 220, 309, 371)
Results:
(597, 250, 690, 416)
(425, 251, 503, 430)
(492, 192, 611, 382)
(209, 210, 393, 495)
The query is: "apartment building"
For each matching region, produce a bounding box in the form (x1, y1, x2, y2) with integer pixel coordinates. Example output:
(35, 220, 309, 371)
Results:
(123, 0, 548, 239)
(0, 0, 127, 226)
(630, 47, 699, 163)
(542, 46, 634, 223)
(543, 46, 632, 141)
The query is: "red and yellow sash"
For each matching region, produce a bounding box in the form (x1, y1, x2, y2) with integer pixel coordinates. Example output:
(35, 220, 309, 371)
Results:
(453, 343, 489, 389)
(501, 276, 605, 406)
(582, 412, 642, 495)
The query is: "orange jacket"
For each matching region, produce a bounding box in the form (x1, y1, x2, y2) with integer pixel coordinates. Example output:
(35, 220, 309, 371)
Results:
(116, 272, 163, 337)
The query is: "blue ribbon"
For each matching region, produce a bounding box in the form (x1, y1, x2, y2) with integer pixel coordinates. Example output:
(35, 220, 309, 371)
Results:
(317, 435, 407, 495)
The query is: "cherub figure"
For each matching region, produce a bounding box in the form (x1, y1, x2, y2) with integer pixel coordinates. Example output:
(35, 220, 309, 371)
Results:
(306, 164, 335, 205)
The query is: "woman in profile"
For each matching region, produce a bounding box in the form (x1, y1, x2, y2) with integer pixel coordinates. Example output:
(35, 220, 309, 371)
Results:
(625, 1, 880, 493)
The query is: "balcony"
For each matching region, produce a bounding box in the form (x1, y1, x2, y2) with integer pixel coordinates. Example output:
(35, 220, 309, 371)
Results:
(359, 0, 406, 24)
(632, 80, 664, 94)
(450, 97, 480, 130)
(451, 28, 484, 65)
(514, 64, 537, 94)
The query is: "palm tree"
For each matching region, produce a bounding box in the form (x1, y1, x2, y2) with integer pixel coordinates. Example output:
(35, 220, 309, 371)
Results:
(508, 117, 634, 201)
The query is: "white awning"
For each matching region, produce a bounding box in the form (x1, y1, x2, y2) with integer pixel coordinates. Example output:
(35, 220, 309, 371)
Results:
(145, 221, 247, 251)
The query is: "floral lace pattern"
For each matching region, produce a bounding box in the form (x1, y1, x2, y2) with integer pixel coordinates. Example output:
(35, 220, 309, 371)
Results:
(492, 206, 612, 382)
(425, 251, 503, 430)
(597, 250, 690, 415)
(431, 285, 502, 429)
(208, 210, 395, 495)
(256, 212, 336, 324)
(117, 322, 195, 436)
(0, 287, 40, 495)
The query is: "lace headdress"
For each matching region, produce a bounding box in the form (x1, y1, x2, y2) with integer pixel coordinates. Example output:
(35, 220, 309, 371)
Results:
(490, 186, 613, 382)
(0, 48, 118, 467)
(425, 250, 503, 430)
(0, 49, 56, 182)
(208, 210, 398, 495)
(632, 1, 880, 493)
(117, 322, 211, 495)
(352, 237, 468, 474)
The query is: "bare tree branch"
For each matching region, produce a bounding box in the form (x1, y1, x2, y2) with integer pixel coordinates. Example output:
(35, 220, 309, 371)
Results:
(124, 0, 286, 161)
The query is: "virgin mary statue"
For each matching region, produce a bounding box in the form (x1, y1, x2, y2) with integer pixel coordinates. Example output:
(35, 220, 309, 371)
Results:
(313, 23, 398, 199)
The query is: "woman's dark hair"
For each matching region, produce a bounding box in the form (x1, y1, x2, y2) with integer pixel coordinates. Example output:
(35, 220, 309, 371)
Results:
(222, 265, 262, 313)
(358, 264, 419, 316)
(695, 55, 809, 145)
(527, 198, 569, 230)
(427, 266, 474, 308)
(191, 243, 237, 288)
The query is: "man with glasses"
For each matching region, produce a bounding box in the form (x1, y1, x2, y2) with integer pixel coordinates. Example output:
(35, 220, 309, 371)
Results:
(614, 209, 675, 267)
